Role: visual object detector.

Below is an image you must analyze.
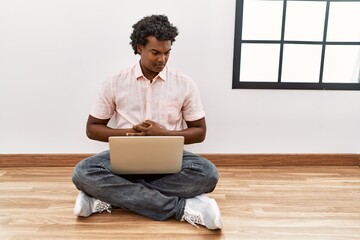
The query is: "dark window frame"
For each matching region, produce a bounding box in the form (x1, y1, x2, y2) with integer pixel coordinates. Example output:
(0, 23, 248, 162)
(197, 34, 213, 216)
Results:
(232, 0, 360, 90)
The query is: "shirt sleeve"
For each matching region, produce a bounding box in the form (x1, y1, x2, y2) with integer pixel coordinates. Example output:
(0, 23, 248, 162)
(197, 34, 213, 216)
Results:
(89, 78, 116, 120)
(182, 79, 206, 122)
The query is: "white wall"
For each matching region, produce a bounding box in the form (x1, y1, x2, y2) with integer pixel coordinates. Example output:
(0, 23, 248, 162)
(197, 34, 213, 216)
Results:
(1, 0, 359, 154)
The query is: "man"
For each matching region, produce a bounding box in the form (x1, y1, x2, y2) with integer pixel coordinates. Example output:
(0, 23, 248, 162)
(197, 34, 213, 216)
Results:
(72, 15, 222, 230)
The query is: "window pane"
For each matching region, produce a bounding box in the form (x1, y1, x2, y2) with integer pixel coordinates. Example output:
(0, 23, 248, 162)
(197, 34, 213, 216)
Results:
(284, 1, 326, 41)
(327, 2, 360, 42)
(323, 45, 360, 83)
(240, 43, 280, 82)
(242, 0, 283, 40)
(282, 44, 322, 83)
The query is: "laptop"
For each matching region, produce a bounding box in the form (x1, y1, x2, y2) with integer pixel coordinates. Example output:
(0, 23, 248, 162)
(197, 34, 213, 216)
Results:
(109, 136, 184, 174)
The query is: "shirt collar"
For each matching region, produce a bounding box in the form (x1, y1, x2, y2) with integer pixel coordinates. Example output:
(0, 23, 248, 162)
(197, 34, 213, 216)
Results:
(135, 62, 167, 82)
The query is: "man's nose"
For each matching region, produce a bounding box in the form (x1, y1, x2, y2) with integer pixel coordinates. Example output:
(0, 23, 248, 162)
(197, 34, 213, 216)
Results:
(158, 54, 166, 63)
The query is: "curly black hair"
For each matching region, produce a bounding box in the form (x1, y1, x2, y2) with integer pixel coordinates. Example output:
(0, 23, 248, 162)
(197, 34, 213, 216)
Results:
(130, 15, 179, 55)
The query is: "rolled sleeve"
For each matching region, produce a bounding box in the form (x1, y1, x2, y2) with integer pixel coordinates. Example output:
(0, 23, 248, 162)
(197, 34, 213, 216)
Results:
(182, 80, 205, 122)
(90, 78, 115, 120)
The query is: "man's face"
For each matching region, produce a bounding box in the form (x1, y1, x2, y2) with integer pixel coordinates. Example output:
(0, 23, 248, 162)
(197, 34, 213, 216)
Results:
(137, 36, 171, 79)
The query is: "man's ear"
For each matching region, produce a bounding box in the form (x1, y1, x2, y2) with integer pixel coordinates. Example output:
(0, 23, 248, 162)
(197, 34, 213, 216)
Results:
(137, 45, 143, 54)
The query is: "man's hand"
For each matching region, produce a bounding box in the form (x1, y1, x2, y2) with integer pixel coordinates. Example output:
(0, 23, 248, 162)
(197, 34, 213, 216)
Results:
(127, 120, 167, 136)
(125, 117, 206, 144)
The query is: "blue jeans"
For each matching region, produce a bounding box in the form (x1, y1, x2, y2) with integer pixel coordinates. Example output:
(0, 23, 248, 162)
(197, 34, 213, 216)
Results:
(72, 150, 219, 221)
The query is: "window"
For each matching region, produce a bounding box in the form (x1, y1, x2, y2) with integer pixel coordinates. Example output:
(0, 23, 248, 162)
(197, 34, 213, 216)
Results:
(232, 0, 360, 90)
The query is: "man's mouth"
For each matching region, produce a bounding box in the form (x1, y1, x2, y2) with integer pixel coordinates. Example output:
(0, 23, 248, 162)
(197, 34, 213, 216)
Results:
(155, 64, 165, 69)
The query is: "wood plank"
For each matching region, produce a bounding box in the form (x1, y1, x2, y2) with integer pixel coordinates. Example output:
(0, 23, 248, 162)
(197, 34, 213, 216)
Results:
(1, 166, 360, 239)
(0, 153, 359, 167)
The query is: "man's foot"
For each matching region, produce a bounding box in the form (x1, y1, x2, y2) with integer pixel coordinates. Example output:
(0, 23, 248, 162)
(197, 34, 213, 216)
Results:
(181, 194, 223, 230)
(74, 191, 112, 217)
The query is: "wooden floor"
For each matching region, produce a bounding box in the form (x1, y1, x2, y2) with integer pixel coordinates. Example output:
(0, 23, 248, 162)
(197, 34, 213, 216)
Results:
(1, 166, 360, 240)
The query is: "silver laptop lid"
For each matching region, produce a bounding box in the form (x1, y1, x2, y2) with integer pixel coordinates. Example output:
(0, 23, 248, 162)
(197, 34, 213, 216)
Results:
(109, 136, 184, 174)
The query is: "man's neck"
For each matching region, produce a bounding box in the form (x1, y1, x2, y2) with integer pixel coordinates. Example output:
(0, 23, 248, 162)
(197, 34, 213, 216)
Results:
(139, 65, 157, 81)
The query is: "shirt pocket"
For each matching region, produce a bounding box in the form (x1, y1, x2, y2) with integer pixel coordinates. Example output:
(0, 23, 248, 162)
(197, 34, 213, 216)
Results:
(160, 101, 183, 126)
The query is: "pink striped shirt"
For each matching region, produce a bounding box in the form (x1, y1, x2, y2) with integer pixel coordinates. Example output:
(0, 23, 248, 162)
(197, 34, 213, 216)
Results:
(90, 63, 205, 131)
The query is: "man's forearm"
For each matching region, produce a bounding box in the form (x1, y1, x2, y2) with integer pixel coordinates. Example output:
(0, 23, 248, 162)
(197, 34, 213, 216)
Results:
(166, 127, 206, 144)
(86, 124, 138, 142)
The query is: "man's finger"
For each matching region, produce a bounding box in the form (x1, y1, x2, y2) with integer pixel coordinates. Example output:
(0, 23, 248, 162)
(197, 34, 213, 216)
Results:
(133, 124, 147, 132)
(126, 132, 144, 136)
(143, 120, 155, 126)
